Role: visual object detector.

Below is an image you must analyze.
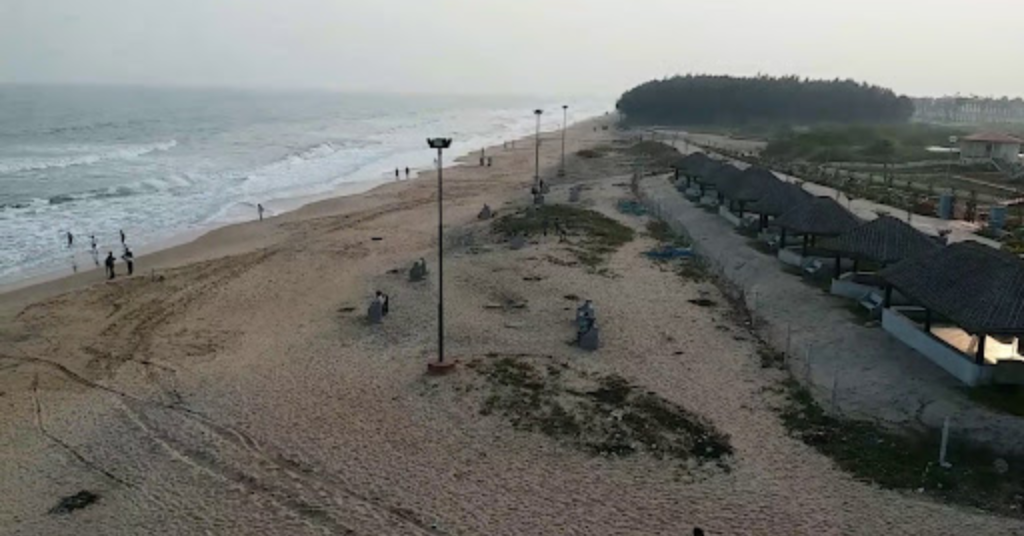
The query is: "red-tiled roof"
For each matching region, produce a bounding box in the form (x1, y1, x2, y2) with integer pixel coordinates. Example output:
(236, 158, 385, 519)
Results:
(962, 132, 1024, 144)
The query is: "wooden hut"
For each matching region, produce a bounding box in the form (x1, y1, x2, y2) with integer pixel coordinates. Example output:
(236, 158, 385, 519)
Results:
(878, 241, 1024, 386)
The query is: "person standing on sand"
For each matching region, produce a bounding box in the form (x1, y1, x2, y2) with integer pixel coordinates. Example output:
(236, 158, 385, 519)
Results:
(404, 167, 410, 180)
(89, 235, 100, 266)
(105, 252, 116, 280)
(66, 231, 74, 249)
(120, 229, 126, 245)
(122, 247, 134, 276)
(395, 168, 400, 181)
(258, 203, 265, 221)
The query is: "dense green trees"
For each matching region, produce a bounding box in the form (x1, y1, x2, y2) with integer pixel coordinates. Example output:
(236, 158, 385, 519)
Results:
(616, 75, 914, 126)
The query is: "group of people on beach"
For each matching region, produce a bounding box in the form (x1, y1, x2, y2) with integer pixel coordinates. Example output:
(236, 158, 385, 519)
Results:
(394, 167, 411, 181)
(63, 228, 133, 280)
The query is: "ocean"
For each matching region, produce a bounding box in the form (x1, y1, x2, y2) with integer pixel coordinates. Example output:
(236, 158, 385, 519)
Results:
(0, 86, 608, 286)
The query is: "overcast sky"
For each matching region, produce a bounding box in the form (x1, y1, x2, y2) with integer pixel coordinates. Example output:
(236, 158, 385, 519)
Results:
(1, 0, 1020, 98)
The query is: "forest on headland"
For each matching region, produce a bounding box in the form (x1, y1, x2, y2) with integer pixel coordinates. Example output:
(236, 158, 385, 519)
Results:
(616, 74, 915, 126)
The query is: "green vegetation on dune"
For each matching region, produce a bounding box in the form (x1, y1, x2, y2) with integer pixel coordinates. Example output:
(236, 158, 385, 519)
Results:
(624, 141, 682, 169)
(493, 205, 635, 268)
(763, 123, 969, 163)
(779, 378, 1024, 517)
(470, 356, 733, 465)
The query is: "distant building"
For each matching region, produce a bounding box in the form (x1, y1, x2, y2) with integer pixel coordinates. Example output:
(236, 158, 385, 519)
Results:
(913, 96, 1024, 124)
(958, 132, 1023, 164)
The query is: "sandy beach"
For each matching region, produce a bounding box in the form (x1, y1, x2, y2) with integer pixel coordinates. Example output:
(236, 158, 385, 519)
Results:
(1, 117, 1021, 535)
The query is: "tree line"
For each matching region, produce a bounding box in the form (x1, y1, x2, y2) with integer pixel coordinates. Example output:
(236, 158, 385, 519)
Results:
(616, 75, 914, 126)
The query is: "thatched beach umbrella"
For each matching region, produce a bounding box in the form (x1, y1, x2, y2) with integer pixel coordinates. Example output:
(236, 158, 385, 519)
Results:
(879, 241, 1024, 362)
(746, 180, 813, 230)
(820, 215, 940, 275)
(775, 196, 862, 255)
(716, 167, 783, 217)
(672, 152, 713, 186)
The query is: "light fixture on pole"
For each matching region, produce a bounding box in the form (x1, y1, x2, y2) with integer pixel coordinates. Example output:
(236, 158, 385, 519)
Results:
(426, 137, 455, 374)
(558, 105, 568, 177)
(533, 109, 543, 189)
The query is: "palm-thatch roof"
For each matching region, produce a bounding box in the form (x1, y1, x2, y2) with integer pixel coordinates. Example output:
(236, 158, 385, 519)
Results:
(700, 162, 740, 187)
(775, 196, 862, 236)
(746, 180, 812, 217)
(820, 215, 941, 265)
(717, 167, 782, 203)
(673, 152, 712, 175)
(880, 241, 1024, 335)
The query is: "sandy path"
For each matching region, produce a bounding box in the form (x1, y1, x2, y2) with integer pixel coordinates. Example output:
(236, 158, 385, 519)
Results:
(1, 120, 1020, 535)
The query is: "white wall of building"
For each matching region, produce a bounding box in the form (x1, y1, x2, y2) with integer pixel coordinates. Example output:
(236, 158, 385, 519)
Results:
(959, 140, 1022, 163)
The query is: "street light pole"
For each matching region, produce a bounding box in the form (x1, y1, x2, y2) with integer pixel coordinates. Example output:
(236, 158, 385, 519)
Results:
(427, 137, 453, 372)
(559, 105, 568, 177)
(534, 109, 543, 190)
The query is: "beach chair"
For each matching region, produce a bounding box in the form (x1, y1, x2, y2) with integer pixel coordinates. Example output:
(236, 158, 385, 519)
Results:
(802, 259, 823, 276)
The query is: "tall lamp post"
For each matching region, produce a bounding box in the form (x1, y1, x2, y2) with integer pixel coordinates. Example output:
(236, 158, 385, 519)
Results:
(947, 135, 959, 184)
(558, 105, 568, 177)
(533, 109, 543, 190)
(427, 137, 454, 373)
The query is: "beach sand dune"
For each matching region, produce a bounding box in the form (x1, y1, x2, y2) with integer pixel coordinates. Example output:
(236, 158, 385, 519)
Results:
(0, 119, 1019, 535)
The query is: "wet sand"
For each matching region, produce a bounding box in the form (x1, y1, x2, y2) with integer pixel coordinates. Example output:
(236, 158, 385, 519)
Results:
(0, 118, 1020, 535)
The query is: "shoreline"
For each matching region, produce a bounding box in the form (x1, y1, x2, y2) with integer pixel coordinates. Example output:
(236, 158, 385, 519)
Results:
(0, 117, 603, 318)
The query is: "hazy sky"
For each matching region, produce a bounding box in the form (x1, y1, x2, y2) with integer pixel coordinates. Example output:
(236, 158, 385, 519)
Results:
(1, 0, 1020, 98)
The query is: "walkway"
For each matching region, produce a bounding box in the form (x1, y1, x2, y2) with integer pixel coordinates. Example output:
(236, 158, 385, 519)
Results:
(638, 175, 1024, 454)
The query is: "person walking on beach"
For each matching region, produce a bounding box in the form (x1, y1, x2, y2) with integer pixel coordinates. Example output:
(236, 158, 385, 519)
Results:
(404, 167, 410, 180)
(89, 235, 100, 266)
(122, 247, 134, 276)
(104, 252, 116, 280)
(258, 203, 265, 221)
(120, 229, 126, 245)
(66, 231, 74, 249)
(395, 168, 400, 181)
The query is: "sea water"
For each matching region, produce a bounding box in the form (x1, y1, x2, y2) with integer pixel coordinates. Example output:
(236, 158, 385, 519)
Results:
(0, 86, 608, 286)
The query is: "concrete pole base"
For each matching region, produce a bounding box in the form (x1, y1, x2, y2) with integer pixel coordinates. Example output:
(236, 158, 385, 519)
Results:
(426, 359, 458, 375)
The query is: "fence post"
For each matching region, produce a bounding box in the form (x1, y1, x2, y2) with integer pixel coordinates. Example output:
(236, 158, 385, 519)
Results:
(784, 323, 792, 366)
(804, 344, 813, 384)
(830, 372, 839, 416)
(939, 417, 952, 468)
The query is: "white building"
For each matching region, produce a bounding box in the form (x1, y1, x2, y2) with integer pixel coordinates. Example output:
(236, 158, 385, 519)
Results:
(959, 132, 1023, 164)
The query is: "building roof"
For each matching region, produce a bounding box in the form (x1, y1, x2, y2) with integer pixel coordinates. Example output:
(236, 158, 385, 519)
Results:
(717, 166, 781, 202)
(961, 132, 1024, 144)
(819, 215, 941, 265)
(746, 180, 813, 217)
(775, 196, 862, 236)
(880, 241, 1024, 335)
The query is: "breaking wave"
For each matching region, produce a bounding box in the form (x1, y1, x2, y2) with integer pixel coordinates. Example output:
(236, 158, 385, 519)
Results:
(0, 140, 178, 174)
